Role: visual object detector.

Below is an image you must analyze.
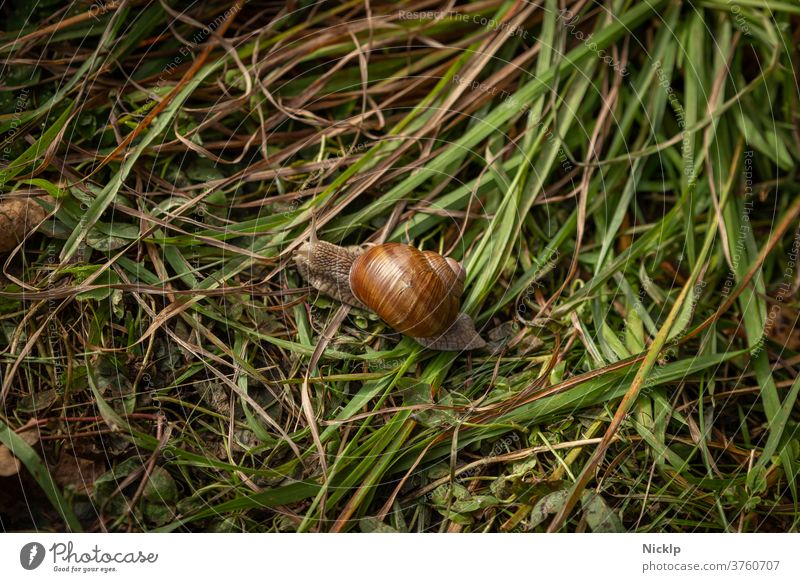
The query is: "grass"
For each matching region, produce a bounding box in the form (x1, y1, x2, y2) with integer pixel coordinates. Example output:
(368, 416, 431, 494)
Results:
(0, 0, 799, 533)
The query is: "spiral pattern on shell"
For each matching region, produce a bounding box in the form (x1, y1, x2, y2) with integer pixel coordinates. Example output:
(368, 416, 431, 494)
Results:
(349, 243, 464, 338)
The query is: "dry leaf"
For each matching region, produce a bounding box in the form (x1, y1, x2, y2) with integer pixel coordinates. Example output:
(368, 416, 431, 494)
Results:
(768, 304, 800, 351)
(0, 197, 48, 253)
(52, 452, 106, 495)
(0, 427, 40, 477)
(0, 446, 21, 477)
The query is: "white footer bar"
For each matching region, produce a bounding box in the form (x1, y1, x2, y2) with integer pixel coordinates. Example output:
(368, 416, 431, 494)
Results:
(2, 533, 798, 581)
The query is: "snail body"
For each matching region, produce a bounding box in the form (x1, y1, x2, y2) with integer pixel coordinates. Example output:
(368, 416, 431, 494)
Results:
(294, 239, 485, 351)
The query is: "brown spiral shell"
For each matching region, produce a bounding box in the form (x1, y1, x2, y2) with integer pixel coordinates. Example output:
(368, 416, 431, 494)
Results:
(349, 243, 464, 338)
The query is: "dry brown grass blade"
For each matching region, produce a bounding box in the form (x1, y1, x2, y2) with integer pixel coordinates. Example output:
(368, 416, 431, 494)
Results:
(683, 204, 800, 344)
(127, 288, 305, 461)
(87, 0, 244, 178)
(300, 305, 352, 484)
(547, 195, 800, 532)
(299, 214, 351, 482)
(539, 74, 620, 317)
(275, 3, 539, 264)
(0, 298, 64, 405)
(0, 0, 124, 52)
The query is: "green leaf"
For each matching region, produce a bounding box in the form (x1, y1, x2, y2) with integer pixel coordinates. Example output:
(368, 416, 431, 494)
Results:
(581, 493, 624, 533)
(0, 101, 74, 186)
(529, 489, 570, 529)
(86, 221, 140, 252)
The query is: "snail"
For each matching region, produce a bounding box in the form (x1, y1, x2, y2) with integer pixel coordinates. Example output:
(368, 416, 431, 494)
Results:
(294, 236, 486, 351)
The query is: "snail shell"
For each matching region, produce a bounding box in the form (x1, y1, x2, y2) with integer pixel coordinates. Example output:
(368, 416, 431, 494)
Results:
(349, 243, 464, 337)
